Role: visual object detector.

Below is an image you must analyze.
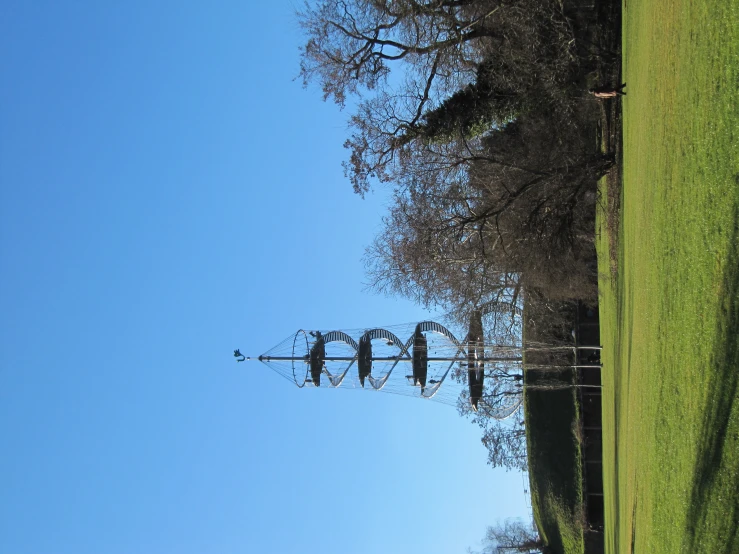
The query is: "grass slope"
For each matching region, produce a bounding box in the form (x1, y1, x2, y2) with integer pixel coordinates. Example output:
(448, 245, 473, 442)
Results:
(523, 302, 586, 554)
(525, 374, 584, 554)
(597, 0, 739, 552)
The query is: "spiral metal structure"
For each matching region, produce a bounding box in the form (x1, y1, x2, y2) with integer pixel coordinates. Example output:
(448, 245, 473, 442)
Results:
(237, 305, 602, 417)
(256, 314, 527, 419)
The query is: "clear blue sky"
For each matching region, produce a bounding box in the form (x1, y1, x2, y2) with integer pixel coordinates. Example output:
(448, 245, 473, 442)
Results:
(0, 2, 530, 553)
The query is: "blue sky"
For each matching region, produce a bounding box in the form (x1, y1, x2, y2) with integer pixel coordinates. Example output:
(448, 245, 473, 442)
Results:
(0, 2, 530, 553)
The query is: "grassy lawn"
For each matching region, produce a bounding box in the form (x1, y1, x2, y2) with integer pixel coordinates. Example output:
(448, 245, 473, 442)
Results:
(525, 369, 584, 554)
(597, 0, 739, 552)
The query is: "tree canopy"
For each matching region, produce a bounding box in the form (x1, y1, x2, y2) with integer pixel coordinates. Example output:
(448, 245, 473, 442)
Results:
(299, 0, 607, 368)
(299, 0, 585, 195)
(472, 519, 547, 553)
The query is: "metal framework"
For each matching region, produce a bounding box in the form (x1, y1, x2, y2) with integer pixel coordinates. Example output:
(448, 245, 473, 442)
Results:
(234, 312, 602, 420)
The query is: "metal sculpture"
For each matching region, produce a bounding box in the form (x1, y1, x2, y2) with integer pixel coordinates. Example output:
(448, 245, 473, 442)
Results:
(235, 314, 601, 419)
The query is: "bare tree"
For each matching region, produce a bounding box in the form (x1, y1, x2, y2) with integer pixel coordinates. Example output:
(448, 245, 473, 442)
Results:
(363, 105, 607, 317)
(457, 386, 527, 471)
(298, 0, 500, 106)
(480, 422, 527, 471)
(299, 0, 501, 194)
(298, 0, 583, 195)
(471, 519, 547, 553)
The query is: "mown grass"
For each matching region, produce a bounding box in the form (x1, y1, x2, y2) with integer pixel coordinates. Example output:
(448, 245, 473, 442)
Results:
(597, 0, 739, 552)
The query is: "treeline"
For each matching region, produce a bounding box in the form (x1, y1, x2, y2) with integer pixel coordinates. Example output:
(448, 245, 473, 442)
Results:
(299, 0, 611, 469)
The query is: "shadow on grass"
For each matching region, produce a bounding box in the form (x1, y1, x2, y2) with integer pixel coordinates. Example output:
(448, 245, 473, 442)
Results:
(525, 374, 582, 554)
(685, 203, 739, 554)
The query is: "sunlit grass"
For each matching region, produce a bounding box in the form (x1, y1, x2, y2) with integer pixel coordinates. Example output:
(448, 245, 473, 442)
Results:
(597, 0, 739, 552)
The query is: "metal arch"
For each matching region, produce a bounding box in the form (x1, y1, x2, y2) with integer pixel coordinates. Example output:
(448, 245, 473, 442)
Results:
(321, 331, 359, 351)
(320, 330, 360, 387)
(359, 328, 406, 349)
(414, 321, 468, 400)
(416, 321, 462, 347)
(357, 328, 412, 390)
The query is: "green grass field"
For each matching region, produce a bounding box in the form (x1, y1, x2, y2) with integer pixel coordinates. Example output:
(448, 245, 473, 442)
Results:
(597, 0, 739, 552)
